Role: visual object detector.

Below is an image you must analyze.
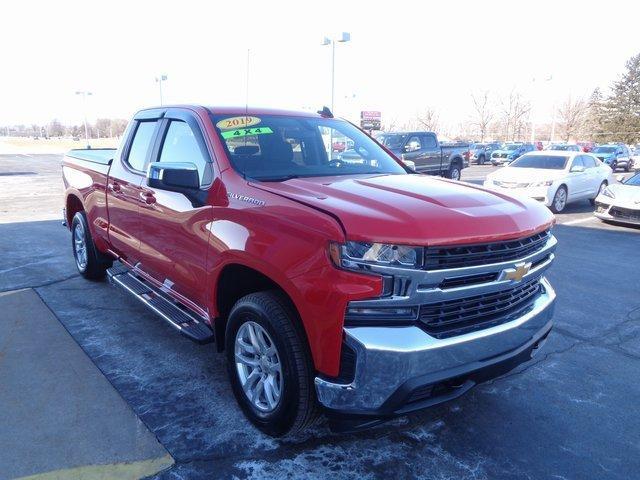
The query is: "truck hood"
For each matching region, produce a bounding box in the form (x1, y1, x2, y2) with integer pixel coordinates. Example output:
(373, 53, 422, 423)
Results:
(252, 174, 553, 245)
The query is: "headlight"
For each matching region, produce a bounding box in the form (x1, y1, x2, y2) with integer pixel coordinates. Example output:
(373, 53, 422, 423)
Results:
(530, 180, 553, 187)
(329, 241, 423, 269)
(602, 186, 615, 198)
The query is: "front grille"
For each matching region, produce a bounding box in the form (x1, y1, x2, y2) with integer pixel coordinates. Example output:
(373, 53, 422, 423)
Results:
(439, 272, 499, 289)
(419, 277, 543, 338)
(610, 206, 640, 222)
(423, 230, 550, 270)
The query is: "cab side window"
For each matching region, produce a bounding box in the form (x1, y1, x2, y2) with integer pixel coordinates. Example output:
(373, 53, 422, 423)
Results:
(405, 136, 422, 152)
(422, 134, 437, 149)
(159, 121, 210, 185)
(127, 120, 158, 171)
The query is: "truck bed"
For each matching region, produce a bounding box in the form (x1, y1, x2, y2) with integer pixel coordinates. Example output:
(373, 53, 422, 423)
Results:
(65, 148, 116, 165)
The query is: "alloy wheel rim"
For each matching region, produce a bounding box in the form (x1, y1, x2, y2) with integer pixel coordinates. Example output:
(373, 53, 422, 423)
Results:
(452, 168, 460, 180)
(73, 222, 88, 270)
(555, 189, 567, 211)
(234, 321, 283, 412)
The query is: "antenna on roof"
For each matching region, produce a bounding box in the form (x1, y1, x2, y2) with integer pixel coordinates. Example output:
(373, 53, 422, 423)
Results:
(245, 48, 250, 118)
(317, 106, 333, 118)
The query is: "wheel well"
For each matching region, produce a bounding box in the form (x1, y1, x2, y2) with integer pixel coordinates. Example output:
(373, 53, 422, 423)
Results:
(214, 264, 297, 351)
(66, 194, 84, 227)
(451, 156, 462, 166)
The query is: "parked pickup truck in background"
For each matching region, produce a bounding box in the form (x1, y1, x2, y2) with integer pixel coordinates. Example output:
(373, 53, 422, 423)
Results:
(375, 131, 469, 180)
(63, 105, 557, 436)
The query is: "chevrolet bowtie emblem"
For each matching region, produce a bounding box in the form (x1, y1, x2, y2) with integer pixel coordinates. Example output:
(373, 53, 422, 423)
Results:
(504, 262, 532, 282)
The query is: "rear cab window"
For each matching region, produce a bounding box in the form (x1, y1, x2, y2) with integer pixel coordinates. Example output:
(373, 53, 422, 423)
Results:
(126, 121, 158, 171)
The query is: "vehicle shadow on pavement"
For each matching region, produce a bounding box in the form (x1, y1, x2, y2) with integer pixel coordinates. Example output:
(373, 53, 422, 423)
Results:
(3, 220, 639, 479)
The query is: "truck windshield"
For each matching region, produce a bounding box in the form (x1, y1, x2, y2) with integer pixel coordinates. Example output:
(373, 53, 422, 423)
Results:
(377, 134, 407, 149)
(509, 155, 568, 169)
(211, 114, 407, 181)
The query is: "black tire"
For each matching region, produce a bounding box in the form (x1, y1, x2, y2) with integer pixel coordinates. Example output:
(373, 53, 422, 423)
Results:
(225, 291, 319, 436)
(71, 211, 112, 280)
(550, 185, 568, 213)
(590, 181, 607, 206)
(446, 162, 462, 181)
(611, 161, 617, 171)
(624, 162, 630, 172)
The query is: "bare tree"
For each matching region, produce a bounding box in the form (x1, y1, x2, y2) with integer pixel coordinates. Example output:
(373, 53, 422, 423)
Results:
(384, 116, 399, 132)
(110, 119, 129, 138)
(48, 119, 65, 138)
(415, 107, 440, 132)
(471, 91, 494, 141)
(557, 96, 587, 142)
(499, 90, 531, 141)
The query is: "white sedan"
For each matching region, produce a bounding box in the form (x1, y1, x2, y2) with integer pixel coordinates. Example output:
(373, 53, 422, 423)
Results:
(593, 172, 640, 226)
(483, 151, 612, 213)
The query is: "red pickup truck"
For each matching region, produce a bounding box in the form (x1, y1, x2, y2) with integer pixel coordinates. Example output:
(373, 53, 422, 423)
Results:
(62, 105, 557, 436)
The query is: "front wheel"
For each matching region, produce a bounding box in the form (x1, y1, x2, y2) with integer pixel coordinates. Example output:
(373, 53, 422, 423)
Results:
(550, 186, 568, 213)
(446, 163, 461, 181)
(71, 212, 112, 279)
(225, 291, 319, 436)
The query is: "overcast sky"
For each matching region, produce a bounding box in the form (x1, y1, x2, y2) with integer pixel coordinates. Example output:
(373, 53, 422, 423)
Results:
(2, 0, 638, 129)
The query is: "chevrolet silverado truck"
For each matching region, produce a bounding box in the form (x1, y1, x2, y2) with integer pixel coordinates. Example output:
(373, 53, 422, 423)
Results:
(375, 132, 469, 180)
(62, 105, 557, 436)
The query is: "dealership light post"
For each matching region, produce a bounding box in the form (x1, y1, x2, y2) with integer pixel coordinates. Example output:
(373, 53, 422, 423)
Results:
(156, 74, 168, 106)
(321, 32, 351, 113)
(75, 90, 92, 148)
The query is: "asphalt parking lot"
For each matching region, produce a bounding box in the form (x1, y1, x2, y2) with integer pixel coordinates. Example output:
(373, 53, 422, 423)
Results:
(2, 154, 640, 479)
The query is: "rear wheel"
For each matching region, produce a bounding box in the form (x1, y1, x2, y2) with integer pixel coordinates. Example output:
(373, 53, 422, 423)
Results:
(71, 212, 112, 280)
(590, 181, 607, 206)
(225, 291, 319, 436)
(446, 162, 462, 181)
(550, 185, 568, 213)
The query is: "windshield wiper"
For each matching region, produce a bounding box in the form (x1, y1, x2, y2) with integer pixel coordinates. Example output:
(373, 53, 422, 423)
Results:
(254, 174, 301, 182)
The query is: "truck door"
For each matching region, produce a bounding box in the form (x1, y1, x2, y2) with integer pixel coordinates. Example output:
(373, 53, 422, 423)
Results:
(400, 135, 425, 170)
(135, 109, 215, 309)
(420, 133, 442, 173)
(106, 116, 162, 263)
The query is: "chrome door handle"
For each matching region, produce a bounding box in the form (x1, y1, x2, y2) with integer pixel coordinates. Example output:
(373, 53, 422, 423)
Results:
(139, 191, 156, 205)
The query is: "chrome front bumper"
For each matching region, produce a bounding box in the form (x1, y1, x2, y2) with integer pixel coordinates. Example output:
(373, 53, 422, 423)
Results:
(316, 272, 556, 415)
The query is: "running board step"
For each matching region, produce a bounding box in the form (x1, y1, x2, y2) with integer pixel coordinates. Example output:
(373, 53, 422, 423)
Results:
(107, 263, 214, 344)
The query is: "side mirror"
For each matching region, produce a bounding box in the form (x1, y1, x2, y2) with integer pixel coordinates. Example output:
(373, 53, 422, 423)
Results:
(570, 165, 585, 173)
(147, 162, 200, 191)
(402, 159, 416, 170)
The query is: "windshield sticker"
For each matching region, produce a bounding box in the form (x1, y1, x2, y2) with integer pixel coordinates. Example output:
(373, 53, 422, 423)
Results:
(221, 127, 273, 139)
(216, 116, 261, 130)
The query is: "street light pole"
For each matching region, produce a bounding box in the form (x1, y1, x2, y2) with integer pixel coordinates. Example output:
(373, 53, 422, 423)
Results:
(155, 75, 167, 106)
(75, 90, 92, 148)
(322, 32, 350, 114)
